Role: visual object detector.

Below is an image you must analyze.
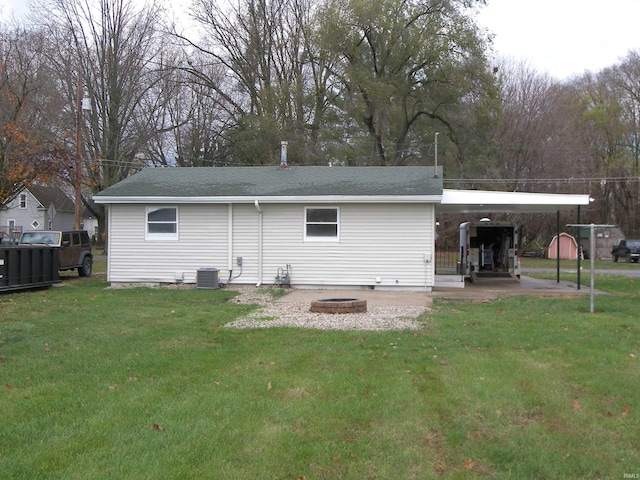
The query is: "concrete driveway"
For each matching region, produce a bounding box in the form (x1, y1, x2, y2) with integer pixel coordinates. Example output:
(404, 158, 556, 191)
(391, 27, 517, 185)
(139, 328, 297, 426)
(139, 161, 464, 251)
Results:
(274, 275, 595, 307)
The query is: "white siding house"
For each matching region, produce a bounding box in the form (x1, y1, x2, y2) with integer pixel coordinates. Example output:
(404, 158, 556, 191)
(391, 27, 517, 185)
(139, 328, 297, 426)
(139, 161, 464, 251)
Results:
(95, 166, 442, 291)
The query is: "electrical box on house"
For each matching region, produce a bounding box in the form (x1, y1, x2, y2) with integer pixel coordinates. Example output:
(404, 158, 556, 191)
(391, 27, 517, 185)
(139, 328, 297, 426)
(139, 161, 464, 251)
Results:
(459, 220, 520, 282)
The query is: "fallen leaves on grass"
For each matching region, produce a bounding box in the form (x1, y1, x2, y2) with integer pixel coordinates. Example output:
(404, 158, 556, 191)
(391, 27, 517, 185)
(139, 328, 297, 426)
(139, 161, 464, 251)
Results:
(623, 405, 630, 417)
(464, 459, 475, 470)
(153, 423, 165, 432)
(570, 399, 582, 410)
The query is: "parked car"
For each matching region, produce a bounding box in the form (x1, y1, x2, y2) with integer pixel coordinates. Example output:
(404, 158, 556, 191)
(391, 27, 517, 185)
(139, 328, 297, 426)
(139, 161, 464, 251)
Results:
(611, 239, 640, 263)
(19, 230, 93, 276)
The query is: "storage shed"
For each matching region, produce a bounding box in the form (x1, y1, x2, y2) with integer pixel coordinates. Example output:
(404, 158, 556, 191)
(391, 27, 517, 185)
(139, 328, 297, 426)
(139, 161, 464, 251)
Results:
(547, 232, 579, 260)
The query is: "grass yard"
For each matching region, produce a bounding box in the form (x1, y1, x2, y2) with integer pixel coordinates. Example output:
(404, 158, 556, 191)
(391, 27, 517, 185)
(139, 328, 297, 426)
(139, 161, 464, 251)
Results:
(1, 268, 639, 479)
(520, 256, 639, 271)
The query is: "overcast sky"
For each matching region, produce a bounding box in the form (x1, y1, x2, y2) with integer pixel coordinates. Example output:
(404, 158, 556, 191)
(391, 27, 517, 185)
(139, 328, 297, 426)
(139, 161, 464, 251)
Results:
(0, 0, 25, 19)
(2, 0, 639, 80)
(477, 0, 640, 79)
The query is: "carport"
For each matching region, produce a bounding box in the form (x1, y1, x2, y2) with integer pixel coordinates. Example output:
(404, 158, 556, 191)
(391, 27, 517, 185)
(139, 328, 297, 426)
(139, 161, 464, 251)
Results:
(436, 189, 594, 288)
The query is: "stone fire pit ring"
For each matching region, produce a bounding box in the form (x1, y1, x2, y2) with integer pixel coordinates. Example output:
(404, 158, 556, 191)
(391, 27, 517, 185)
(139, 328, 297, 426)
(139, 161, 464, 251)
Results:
(309, 298, 367, 314)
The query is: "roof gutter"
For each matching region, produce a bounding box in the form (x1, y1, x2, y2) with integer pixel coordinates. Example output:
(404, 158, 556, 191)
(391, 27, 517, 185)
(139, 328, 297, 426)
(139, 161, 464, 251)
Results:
(93, 195, 443, 204)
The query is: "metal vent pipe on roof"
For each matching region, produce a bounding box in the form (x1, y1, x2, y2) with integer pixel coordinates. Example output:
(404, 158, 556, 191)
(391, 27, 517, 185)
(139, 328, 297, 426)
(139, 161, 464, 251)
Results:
(280, 141, 288, 168)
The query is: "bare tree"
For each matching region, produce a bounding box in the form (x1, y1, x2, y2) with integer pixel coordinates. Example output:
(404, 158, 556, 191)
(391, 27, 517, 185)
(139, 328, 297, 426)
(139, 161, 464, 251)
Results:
(31, 0, 174, 238)
(489, 60, 589, 192)
(179, 0, 337, 165)
(576, 62, 640, 235)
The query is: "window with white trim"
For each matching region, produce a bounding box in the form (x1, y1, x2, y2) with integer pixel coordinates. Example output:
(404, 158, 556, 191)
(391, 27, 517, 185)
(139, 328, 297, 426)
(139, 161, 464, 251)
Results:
(146, 207, 178, 240)
(19, 194, 27, 209)
(305, 207, 339, 241)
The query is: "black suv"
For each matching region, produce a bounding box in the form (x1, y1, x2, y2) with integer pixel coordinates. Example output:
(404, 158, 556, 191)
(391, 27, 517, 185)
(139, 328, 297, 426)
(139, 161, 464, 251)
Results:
(19, 230, 93, 277)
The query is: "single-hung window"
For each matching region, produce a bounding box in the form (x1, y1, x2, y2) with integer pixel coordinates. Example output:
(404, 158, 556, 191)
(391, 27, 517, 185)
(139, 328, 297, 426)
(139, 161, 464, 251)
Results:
(146, 207, 178, 240)
(19, 194, 27, 209)
(305, 207, 339, 241)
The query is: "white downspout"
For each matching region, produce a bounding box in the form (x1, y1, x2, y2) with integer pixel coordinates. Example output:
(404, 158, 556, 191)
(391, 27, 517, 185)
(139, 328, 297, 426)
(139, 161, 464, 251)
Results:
(254, 200, 263, 286)
(105, 205, 111, 282)
(227, 203, 233, 279)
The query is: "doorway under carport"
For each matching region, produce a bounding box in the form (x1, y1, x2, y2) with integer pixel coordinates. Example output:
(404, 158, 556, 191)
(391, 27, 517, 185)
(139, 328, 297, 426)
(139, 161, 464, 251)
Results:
(434, 189, 594, 289)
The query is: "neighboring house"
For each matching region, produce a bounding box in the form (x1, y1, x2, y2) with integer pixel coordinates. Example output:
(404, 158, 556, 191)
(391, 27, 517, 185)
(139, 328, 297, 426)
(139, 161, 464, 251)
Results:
(547, 232, 579, 260)
(82, 197, 100, 242)
(576, 226, 624, 260)
(0, 185, 75, 233)
(95, 166, 443, 290)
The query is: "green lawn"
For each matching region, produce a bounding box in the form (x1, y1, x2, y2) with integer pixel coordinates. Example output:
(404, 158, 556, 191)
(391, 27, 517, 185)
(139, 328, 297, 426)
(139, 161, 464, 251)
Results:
(1, 267, 638, 479)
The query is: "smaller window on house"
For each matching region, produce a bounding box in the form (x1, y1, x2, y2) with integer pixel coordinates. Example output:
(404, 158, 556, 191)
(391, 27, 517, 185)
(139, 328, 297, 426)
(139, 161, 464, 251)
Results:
(146, 207, 178, 240)
(31, 220, 40, 229)
(305, 207, 339, 241)
(19, 194, 27, 209)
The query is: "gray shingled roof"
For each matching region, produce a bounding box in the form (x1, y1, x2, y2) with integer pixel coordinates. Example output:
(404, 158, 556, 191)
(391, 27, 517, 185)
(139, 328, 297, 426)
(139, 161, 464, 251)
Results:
(28, 185, 75, 212)
(95, 166, 443, 200)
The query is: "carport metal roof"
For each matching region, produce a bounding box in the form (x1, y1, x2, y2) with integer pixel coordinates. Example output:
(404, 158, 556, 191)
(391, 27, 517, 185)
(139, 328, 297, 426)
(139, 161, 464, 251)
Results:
(437, 189, 593, 214)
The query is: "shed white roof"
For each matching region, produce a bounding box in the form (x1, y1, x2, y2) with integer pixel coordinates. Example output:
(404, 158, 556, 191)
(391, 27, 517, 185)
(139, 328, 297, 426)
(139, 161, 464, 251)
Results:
(438, 189, 593, 214)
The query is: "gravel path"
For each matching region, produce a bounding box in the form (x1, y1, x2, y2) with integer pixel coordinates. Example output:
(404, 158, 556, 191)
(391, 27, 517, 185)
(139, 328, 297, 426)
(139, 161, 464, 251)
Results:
(225, 288, 427, 331)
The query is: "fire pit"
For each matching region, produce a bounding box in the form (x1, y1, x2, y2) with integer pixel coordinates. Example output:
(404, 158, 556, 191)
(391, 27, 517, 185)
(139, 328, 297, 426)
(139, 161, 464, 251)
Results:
(309, 298, 367, 314)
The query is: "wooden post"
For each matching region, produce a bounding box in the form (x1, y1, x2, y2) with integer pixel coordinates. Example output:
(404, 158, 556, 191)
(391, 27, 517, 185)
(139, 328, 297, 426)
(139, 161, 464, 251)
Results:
(74, 72, 83, 230)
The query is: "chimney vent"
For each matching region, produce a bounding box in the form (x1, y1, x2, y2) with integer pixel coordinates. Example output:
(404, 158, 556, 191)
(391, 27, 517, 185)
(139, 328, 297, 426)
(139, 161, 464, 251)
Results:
(280, 141, 288, 169)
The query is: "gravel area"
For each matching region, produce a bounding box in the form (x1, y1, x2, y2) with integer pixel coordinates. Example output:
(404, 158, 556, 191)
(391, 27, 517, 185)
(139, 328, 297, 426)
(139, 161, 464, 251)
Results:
(225, 287, 427, 331)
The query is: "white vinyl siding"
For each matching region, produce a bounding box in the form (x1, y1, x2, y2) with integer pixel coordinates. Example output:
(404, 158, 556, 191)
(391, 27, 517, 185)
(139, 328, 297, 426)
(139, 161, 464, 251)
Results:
(107, 204, 229, 284)
(105, 202, 436, 289)
(260, 203, 434, 289)
(228, 204, 260, 284)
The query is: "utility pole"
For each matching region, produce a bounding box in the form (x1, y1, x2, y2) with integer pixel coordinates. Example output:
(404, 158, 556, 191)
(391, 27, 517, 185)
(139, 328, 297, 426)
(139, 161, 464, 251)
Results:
(74, 72, 83, 230)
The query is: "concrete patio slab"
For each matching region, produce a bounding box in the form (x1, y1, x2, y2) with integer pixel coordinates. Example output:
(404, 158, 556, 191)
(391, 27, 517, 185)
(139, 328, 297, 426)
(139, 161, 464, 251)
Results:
(273, 275, 596, 307)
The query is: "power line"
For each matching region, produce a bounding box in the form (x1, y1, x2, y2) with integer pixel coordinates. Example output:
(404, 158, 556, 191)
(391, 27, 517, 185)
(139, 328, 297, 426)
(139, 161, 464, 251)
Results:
(444, 176, 640, 185)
